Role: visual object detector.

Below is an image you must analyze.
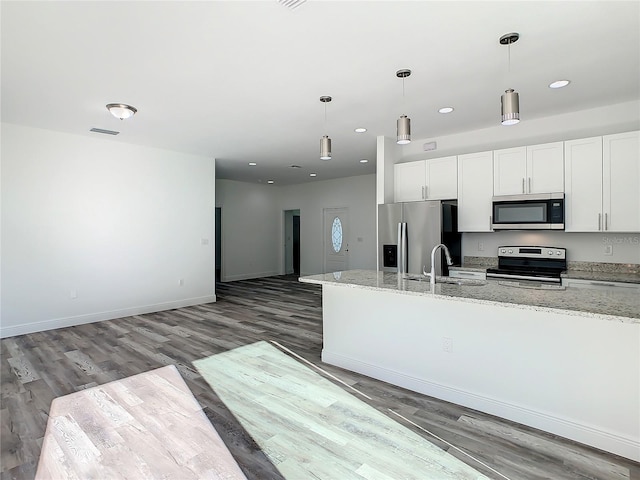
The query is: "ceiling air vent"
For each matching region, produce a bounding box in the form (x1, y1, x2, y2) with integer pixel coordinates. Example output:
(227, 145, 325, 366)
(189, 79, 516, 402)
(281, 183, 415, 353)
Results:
(90, 127, 119, 136)
(278, 0, 307, 10)
(423, 141, 437, 152)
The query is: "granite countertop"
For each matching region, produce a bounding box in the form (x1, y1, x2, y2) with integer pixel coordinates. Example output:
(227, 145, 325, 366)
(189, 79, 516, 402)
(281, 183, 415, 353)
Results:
(561, 270, 640, 284)
(452, 258, 640, 284)
(300, 270, 640, 323)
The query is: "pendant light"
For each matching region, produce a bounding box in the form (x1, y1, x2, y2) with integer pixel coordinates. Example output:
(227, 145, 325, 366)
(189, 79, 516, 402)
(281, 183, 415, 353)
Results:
(396, 69, 411, 144)
(499, 33, 520, 125)
(320, 96, 332, 160)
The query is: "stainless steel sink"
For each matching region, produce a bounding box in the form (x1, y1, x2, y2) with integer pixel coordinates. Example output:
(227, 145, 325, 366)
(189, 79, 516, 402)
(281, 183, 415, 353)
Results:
(402, 274, 486, 286)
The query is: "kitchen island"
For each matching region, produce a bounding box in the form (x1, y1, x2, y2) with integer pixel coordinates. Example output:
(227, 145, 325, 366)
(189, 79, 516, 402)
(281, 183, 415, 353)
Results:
(299, 270, 640, 462)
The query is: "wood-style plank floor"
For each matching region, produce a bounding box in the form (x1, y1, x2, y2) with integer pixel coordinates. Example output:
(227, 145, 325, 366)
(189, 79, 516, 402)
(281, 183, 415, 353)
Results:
(1, 275, 639, 480)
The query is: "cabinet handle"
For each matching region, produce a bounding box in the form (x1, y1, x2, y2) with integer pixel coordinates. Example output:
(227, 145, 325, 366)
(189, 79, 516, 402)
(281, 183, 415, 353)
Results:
(528, 177, 531, 193)
(455, 271, 476, 276)
(522, 178, 525, 194)
(605, 213, 608, 231)
(598, 213, 602, 231)
(424, 185, 428, 199)
(489, 215, 492, 229)
(422, 186, 425, 199)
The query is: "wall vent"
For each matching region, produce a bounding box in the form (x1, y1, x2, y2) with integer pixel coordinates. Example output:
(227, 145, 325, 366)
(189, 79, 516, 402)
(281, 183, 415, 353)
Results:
(423, 141, 437, 151)
(90, 127, 119, 135)
(278, 0, 307, 10)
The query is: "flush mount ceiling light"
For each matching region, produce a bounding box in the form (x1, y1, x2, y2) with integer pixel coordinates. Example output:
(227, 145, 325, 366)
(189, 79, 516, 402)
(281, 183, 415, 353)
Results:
(310, 173, 317, 177)
(319, 96, 332, 160)
(396, 69, 412, 144)
(248, 162, 257, 166)
(106, 103, 137, 120)
(359, 159, 369, 164)
(354, 127, 367, 133)
(499, 33, 520, 126)
(438, 107, 454, 114)
(267, 180, 274, 184)
(549, 79, 571, 89)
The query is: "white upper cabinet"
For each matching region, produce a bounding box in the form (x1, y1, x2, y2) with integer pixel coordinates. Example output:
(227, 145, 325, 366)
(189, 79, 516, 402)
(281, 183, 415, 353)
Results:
(565, 131, 639, 232)
(603, 131, 640, 232)
(457, 151, 493, 232)
(394, 161, 425, 202)
(493, 146, 527, 196)
(394, 156, 457, 202)
(493, 142, 564, 196)
(564, 137, 603, 232)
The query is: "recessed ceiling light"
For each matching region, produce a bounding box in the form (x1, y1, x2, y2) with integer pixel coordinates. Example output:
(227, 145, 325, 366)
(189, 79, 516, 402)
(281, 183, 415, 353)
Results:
(438, 107, 454, 114)
(354, 127, 367, 133)
(549, 80, 570, 89)
(310, 173, 317, 177)
(359, 159, 369, 163)
(267, 180, 274, 184)
(248, 162, 257, 166)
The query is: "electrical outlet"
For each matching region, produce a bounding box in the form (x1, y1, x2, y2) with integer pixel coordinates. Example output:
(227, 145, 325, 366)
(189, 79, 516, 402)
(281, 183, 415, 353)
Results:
(604, 245, 613, 256)
(478, 242, 484, 251)
(442, 337, 453, 353)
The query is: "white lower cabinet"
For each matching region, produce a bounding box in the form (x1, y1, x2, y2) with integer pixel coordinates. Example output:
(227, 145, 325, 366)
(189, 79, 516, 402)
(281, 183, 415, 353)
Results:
(565, 131, 639, 232)
(457, 151, 493, 232)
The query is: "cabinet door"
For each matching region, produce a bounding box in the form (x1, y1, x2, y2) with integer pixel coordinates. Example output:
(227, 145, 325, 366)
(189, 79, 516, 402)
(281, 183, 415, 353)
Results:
(493, 146, 527, 195)
(564, 137, 603, 232)
(394, 161, 426, 202)
(457, 151, 493, 232)
(527, 142, 564, 193)
(603, 131, 640, 232)
(425, 156, 457, 200)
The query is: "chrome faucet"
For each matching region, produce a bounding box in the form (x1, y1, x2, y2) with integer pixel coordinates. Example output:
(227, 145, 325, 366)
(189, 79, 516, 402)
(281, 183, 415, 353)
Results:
(428, 243, 453, 286)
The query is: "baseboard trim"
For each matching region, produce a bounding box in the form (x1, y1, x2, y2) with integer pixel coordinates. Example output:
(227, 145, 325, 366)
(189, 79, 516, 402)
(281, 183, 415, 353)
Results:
(221, 271, 280, 282)
(321, 350, 640, 462)
(1, 295, 217, 339)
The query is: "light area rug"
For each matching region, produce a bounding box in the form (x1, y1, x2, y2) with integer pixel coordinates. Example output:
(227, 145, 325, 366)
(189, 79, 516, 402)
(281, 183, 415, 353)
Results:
(194, 341, 488, 480)
(35, 365, 247, 480)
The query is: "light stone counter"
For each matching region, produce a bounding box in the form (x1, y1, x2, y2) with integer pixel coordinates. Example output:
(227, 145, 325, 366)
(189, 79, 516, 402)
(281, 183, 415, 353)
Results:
(300, 269, 639, 322)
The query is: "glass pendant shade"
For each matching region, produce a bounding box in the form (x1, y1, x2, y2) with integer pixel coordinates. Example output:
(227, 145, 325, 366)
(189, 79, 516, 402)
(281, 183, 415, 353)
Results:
(501, 89, 520, 126)
(320, 135, 331, 160)
(396, 115, 411, 144)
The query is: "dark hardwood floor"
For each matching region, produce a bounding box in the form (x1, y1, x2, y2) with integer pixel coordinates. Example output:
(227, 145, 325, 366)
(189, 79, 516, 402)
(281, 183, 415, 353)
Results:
(1, 275, 638, 480)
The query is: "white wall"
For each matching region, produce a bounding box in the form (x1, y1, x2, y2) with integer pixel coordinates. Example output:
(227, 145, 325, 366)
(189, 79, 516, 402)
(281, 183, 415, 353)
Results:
(216, 179, 281, 281)
(463, 231, 640, 264)
(398, 100, 640, 163)
(1, 123, 216, 338)
(279, 175, 377, 275)
(216, 174, 377, 280)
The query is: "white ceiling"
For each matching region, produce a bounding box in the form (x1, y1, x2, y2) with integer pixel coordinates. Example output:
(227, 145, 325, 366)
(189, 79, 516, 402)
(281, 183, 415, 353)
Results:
(2, 1, 639, 185)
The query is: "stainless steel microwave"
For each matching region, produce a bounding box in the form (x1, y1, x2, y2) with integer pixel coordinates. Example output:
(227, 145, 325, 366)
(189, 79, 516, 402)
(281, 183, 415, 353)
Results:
(491, 193, 565, 230)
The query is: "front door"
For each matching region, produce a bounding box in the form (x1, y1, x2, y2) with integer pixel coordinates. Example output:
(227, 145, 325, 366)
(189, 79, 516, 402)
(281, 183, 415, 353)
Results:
(323, 207, 349, 273)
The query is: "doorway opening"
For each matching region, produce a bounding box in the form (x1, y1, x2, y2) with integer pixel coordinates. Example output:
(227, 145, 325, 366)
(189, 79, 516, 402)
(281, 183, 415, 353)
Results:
(284, 209, 300, 275)
(215, 207, 222, 282)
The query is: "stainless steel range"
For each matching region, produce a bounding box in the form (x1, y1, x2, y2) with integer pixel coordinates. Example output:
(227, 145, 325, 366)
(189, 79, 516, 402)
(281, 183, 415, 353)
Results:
(486, 246, 567, 284)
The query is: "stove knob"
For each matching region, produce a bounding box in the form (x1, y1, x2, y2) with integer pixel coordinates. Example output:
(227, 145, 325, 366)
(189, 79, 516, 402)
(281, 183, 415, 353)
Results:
(548, 250, 553, 255)
(508, 249, 513, 254)
(556, 251, 562, 256)
(501, 249, 506, 254)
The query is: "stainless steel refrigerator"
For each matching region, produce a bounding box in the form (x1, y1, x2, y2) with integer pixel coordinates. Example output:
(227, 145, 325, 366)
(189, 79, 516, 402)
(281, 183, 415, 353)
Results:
(378, 201, 461, 276)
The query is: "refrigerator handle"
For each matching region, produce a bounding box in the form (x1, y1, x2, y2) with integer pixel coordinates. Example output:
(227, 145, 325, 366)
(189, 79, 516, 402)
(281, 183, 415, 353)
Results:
(398, 222, 408, 274)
